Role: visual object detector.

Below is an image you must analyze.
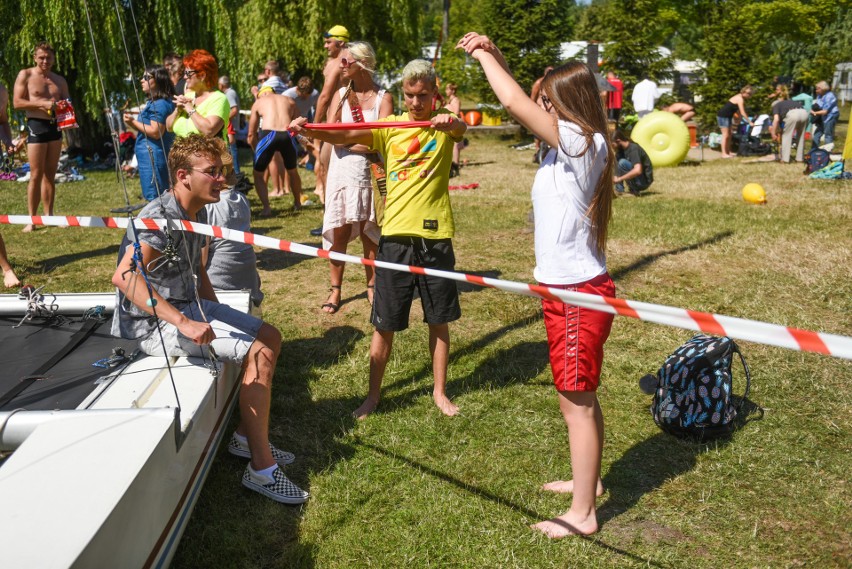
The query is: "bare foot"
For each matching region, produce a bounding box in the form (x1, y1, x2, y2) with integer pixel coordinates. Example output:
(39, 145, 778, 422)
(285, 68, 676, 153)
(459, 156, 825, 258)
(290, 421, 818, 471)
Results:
(531, 510, 598, 539)
(270, 191, 285, 198)
(259, 208, 273, 218)
(22, 224, 34, 233)
(4, 270, 21, 288)
(353, 398, 378, 420)
(433, 393, 459, 416)
(541, 479, 605, 497)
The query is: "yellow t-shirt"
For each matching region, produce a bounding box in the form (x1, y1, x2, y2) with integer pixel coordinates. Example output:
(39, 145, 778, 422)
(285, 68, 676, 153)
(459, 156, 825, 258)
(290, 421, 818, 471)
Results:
(369, 110, 463, 238)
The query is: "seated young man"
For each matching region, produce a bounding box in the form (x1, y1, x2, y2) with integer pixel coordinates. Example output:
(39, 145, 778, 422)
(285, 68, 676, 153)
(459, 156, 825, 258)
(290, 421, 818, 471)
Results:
(110, 134, 307, 504)
(612, 129, 653, 196)
(290, 59, 467, 419)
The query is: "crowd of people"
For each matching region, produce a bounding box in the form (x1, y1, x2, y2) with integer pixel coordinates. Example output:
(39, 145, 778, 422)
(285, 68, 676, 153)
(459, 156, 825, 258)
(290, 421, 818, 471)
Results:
(0, 28, 844, 539)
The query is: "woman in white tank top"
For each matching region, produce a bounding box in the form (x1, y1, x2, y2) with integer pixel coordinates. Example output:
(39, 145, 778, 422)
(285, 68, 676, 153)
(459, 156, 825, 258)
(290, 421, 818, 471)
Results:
(320, 42, 393, 314)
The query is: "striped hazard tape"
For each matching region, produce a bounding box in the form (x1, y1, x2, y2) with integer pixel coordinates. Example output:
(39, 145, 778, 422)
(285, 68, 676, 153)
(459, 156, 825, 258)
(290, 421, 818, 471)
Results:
(2, 214, 851, 360)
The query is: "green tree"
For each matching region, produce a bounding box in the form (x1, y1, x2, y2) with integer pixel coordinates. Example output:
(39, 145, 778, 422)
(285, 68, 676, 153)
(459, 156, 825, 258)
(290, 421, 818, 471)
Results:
(0, 0, 423, 152)
(474, 0, 577, 103)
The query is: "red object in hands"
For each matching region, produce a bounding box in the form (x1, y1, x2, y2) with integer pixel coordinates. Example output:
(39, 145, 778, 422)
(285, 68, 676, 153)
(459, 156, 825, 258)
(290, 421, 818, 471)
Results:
(55, 99, 79, 130)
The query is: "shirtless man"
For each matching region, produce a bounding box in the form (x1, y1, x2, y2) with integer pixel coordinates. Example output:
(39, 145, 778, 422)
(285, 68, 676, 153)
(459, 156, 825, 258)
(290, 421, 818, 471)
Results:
(0, 81, 14, 149)
(13, 42, 70, 233)
(247, 89, 302, 216)
(314, 25, 350, 204)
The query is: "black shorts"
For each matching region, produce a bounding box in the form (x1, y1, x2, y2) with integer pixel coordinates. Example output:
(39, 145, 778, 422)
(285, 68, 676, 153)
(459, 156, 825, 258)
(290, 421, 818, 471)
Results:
(27, 118, 62, 144)
(253, 130, 298, 172)
(371, 236, 461, 332)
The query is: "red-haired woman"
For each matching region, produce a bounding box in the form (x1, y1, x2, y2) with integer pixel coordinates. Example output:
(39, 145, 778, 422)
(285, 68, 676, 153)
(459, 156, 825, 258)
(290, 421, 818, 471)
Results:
(459, 32, 614, 539)
(166, 50, 230, 141)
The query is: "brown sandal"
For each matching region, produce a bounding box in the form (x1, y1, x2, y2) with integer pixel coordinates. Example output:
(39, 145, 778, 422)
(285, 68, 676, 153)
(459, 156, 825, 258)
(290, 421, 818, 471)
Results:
(321, 285, 341, 314)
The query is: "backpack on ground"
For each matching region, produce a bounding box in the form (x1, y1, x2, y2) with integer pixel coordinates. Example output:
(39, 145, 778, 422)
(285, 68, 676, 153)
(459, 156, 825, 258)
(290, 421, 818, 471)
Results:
(640, 334, 750, 441)
(638, 144, 654, 186)
(804, 148, 831, 175)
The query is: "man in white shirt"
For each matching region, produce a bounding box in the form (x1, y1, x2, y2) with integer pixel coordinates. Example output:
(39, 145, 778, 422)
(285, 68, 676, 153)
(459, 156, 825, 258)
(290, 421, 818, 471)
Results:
(631, 77, 660, 118)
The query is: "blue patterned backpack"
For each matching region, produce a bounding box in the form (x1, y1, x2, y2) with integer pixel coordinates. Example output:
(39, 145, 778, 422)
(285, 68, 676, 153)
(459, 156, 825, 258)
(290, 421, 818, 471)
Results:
(640, 334, 751, 440)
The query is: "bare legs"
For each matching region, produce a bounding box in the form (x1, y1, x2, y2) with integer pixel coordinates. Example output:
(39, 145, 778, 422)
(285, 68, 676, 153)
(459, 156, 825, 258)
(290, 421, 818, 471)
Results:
(252, 169, 273, 217)
(323, 222, 376, 313)
(720, 126, 733, 158)
(0, 233, 20, 288)
(532, 390, 603, 538)
(286, 167, 302, 211)
(355, 323, 457, 420)
(235, 323, 281, 471)
(24, 139, 61, 232)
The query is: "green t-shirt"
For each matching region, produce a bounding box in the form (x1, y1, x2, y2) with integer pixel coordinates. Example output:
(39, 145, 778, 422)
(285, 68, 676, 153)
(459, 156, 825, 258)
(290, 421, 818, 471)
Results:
(369, 110, 463, 238)
(172, 90, 230, 140)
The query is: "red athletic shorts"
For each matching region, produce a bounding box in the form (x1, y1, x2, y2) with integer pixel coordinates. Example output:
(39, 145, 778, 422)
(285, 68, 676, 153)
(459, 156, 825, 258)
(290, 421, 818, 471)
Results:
(540, 272, 615, 392)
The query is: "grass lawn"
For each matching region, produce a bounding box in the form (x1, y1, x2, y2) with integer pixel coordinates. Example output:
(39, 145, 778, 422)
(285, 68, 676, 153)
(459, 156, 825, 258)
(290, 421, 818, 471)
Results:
(0, 115, 849, 568)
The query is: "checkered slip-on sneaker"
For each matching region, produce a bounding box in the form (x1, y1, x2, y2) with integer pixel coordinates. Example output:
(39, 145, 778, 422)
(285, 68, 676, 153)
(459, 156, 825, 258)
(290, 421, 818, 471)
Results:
(242, 466, 309, 505)
(227, 433, 295, 466)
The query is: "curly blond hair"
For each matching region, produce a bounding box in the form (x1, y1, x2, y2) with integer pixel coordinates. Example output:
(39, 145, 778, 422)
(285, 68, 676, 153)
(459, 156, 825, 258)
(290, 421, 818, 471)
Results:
(168, 134, 226, 184)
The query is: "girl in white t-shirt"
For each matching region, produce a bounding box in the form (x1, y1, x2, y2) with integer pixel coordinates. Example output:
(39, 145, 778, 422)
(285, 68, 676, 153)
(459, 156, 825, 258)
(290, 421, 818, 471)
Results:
(458, 32, 615, 538)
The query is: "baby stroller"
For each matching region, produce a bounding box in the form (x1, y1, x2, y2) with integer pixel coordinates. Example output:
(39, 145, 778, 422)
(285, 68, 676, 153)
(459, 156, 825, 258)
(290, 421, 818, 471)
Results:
(735, 115, 773, 157)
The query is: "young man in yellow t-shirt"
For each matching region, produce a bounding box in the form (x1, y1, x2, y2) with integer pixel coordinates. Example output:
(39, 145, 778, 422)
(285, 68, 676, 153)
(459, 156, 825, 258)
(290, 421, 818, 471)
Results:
(290, 59, 467, 419)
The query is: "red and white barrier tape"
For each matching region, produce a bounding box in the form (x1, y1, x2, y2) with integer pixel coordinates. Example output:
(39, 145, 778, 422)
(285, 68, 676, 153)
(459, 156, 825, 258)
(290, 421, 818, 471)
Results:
(3, 214, 851, 361)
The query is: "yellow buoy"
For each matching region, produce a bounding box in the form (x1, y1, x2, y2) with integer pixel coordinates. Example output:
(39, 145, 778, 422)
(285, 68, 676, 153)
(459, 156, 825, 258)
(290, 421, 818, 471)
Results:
(742, 183, 767, 205)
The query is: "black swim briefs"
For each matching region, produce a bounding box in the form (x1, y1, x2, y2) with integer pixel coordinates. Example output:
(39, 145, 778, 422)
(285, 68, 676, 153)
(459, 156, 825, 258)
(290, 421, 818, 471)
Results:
(253, 130, 298, 172)
(27, 117, 62, 144)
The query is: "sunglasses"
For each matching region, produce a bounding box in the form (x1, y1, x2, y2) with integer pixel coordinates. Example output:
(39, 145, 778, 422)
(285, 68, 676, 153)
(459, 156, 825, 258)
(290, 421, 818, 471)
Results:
(141, 73, 153, 81)
(183, 69, 198, 78)
(191, 167, 226, 179)
(341, 57, 365, 70)
(540, 94, 553, 112)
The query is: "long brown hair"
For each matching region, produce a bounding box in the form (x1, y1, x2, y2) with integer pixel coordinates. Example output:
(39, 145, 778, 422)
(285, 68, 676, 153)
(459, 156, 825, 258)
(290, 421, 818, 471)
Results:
(541, 61, 614, 257)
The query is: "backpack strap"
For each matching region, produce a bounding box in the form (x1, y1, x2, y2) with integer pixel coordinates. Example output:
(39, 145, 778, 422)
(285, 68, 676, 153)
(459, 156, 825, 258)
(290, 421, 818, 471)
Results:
(729, 339, 751, 409)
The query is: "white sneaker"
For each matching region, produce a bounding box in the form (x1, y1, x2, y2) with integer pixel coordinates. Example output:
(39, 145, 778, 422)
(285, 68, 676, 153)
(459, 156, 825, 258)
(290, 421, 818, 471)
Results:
(242, 465, 309, 504)
(820, 142, 834, 152)
(227, 433, 295, 465)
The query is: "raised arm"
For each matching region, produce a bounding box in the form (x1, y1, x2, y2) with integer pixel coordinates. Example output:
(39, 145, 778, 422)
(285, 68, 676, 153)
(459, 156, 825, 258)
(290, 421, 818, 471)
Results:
(457, 33, 558, 148)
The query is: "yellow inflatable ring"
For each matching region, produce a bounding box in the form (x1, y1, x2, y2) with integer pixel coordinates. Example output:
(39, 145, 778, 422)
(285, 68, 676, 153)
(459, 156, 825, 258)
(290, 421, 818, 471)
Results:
(630, 111, 691, 167)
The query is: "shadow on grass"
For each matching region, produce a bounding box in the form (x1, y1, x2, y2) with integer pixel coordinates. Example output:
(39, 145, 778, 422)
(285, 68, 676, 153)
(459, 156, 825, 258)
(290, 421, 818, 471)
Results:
(359, 441, 671, 568)
(173, 326, 366, 569)
(454, 268, 502, 294)
(367, 311, 543, 417)
(257, 242, 322, 271)
(600, 398, 762, 530)
(30, 244, 119, 272)
(610, 230, 734, 281)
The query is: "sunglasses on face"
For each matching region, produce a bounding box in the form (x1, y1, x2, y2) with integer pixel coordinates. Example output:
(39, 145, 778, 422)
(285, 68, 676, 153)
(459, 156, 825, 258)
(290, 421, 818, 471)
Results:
(341, 57, 364, 70)
(191, 167, 226, 179)
(183, 69, 198, 78)
(540, 95, 553, 112)
(141, 73, 153, 81)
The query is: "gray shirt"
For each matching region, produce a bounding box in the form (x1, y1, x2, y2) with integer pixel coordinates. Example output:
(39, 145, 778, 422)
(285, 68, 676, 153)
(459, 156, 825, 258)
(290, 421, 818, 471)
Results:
(223, 87, 240, 130)
(205, 190, 263, 306)
(284, 87, 319, 120)
(112, 192, 208, 339)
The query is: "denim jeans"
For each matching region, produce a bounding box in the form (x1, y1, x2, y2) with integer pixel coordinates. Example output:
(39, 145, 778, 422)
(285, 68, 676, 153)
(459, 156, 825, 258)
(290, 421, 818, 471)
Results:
(229, 141, 240, 174)
(812, 113, 838, 148)
(615, 158, 648, 194)
(135, 141, 170, 201)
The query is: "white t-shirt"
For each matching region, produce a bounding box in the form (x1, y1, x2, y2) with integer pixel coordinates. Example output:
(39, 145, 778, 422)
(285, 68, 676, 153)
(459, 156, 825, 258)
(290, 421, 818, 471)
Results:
(532, 121, 608, 285)
(632, 79, 660, 113)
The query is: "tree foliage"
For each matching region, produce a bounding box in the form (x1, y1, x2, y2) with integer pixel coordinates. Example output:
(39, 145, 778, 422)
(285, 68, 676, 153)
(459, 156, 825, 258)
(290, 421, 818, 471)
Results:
(0, 0, 422, 151)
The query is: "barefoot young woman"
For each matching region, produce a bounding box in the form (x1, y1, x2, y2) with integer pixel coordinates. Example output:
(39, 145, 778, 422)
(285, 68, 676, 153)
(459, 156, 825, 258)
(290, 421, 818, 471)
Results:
(459, 32, 614, 538)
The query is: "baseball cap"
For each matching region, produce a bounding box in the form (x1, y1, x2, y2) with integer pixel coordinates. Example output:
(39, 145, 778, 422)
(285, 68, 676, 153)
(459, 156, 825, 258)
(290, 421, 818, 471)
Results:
(324, 25, 349, 41)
